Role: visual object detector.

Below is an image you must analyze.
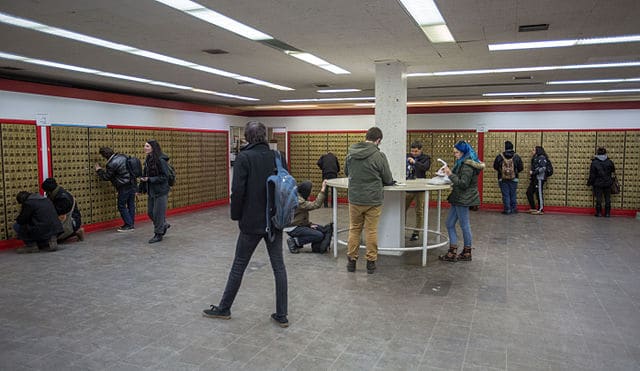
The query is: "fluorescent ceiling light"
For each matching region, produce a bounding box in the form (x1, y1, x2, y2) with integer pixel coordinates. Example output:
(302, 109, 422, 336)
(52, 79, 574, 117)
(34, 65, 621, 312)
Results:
(154, 0, 272, 40)
(484, 89, 640, 97)
(407, 61, 640, 77)
(280, 97, 375, 103)
(0, 51, 259, 101)
(257, 105, 319, 109)
(547, 77, 640, 85)
(317, 89, 362, 93)
(286, 52, 350, 74)
(398, 0, 455, 43)
(489, 34, 640, 51)
(0, 11, 292, 91)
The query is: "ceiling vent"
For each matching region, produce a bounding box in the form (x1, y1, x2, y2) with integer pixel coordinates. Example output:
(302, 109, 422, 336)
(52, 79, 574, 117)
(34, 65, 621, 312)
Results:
(0, 66, 24, 71)
(202, 49, 229, 55)
(313, 83, 330, 88)
(237, 81, 255, 85)
(513, 75, 533, 80)
(518, 24, 549, 32)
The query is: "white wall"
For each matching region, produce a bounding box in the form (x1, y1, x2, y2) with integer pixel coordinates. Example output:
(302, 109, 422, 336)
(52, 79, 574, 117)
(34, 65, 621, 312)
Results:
(0, 91, 245, 129)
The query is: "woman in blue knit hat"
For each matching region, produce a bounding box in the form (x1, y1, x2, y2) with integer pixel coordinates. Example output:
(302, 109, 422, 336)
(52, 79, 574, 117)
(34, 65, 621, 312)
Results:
(439, 140, 485, 262)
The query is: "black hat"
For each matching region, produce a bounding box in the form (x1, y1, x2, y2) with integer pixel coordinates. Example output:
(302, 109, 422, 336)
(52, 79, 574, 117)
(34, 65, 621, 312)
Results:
(596, 147, 607, 155)
(505, 141, 514, 151)
(297, 181, 312, 200)
(42, 178, 58, 192)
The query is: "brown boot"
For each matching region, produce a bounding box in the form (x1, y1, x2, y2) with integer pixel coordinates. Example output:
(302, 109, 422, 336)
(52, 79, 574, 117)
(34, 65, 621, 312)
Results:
(439, 245, 458, 262)
(458, 247, 473, 261)
(75, 228, 85, 241)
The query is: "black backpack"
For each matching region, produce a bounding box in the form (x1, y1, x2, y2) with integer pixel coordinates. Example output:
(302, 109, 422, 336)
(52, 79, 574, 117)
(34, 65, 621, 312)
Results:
(545, 158, 554, 177)
(126, 156, 142, 179)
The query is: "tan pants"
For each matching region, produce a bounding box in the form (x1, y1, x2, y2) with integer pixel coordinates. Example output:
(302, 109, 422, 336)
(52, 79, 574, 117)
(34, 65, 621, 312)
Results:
(405, 192, 425, 232)
(347, 203, 382, 261)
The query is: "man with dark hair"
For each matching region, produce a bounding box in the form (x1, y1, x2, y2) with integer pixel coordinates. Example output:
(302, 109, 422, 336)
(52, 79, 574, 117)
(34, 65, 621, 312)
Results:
(493, 141, 524, 215)
(14, 191, 64, 253)
(317, 152, 340, 207)
(95, 146, 136, 232)
(41, 178, 84, 243)
(405, 141, 431, 241)
(203, 121, 289, 328)
(344, 126, 394, 274)
(286, 180, 333, 254)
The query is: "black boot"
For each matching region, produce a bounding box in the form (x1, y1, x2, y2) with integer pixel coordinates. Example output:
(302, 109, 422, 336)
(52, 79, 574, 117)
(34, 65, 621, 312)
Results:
(148, 234, 163, 244)
(595, 207, 601, 217)
(604, 206, 611, 217)
(346, 257, 356, 272)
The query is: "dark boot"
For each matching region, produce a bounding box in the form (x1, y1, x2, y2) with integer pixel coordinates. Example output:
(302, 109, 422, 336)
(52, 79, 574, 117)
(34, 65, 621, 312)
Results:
(438, 245, 458, 262)
(347, 257, 356, 272)
(148, 234, 163, 244)
(458, 247, 473, 261)
(366, 260, 376, 274)
(604, 206, 611, 217)
(594, 207, 601, 217)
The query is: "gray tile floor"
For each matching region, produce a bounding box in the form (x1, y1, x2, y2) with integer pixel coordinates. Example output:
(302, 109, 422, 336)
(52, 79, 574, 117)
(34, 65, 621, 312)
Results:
(1, 205, 639, 370)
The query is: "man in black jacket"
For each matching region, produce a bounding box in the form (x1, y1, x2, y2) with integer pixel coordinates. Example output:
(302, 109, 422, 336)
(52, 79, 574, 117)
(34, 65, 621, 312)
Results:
(14, 191, 64, 253)
(493, 141, 524, 215)
(203, 121, 289, 328)
(95, 147, 136, 232)
(317, 152, 340, 207)
(42, 178, 84, 243)
(405, 141, 431, 241)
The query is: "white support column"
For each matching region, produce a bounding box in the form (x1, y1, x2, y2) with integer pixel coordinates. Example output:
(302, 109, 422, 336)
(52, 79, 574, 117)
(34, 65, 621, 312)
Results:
(375, 61, 407, 251)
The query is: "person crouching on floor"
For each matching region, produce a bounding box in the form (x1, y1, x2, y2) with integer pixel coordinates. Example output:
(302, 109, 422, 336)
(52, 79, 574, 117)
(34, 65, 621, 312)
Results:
(14, 191, 64, 253)
(42, 178, 84, 243)
(286, 180, 334, 254)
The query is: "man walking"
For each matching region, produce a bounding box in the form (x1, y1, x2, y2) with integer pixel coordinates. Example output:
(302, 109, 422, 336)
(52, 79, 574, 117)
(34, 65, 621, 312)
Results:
(493, 141, 524, 214)
(345, 127, 394, 274)
(95, 147, 137, 231)
(405, 141, 431, 241)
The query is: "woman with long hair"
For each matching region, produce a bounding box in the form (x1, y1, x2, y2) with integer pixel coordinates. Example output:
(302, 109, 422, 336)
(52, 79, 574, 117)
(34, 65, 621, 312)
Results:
(139, 139, 171, 243)
(439, 140, 484, 262)
(526, 146, 550, 215)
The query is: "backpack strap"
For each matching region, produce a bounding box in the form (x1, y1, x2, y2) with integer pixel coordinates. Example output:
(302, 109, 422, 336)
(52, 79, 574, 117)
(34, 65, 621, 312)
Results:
(265, 150, 280, 241)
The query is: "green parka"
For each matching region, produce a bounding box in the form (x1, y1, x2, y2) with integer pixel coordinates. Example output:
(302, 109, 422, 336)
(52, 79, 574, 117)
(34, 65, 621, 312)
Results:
(447, 159, 485, 206)
(345, 142, 394, 206)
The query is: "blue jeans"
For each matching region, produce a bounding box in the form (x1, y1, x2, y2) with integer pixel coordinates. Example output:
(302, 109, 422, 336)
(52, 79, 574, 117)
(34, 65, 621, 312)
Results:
(446, 205, 472, 247)
(117, 186, 136, 227)
(288, 226, 324, 246)
(499, 180, 518, 213)
(218, 230, 288, 317)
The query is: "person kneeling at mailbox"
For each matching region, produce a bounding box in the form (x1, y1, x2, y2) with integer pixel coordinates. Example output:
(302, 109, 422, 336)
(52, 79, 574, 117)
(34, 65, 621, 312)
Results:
(286, 180, 333, 254)
(14, 191, 64, 253)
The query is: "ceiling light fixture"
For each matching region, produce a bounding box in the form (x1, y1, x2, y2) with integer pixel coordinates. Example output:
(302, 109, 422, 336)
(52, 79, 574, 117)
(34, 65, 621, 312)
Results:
(0, 11, 292, 91)
(284, 51, 350, 74)
(547, 77, 640, 85)
(397, 0, 455, 43)
(407, 61, 640, 77)
(483, 89, 640, 97)
(317, 88, 362, 93)
(489, 34, 640, 51)
(0, 51, 259, 101)
(280, 97, 375, 103)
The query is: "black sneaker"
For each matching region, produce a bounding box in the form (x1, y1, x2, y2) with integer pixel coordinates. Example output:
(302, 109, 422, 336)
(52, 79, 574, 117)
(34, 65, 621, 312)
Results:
(366, 260, 376, 274)
(162, 223, 171, 235)
(117, 225, 134, 232)
(287, 238, 300, 254)
(203, 305, 231, 319)
(271, 313, 289, 328)
(347, 257, 356, 272)
(409, 232, 419, 241)
(148, 234, 163, 244)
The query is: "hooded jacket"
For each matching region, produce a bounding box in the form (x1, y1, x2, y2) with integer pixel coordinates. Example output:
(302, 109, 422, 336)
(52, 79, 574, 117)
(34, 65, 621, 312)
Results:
(406, 153, 431, 179)
(345, 141, 394, 206)
(448, 159, 485, 206)
(588, 154, 615, 188)
(141, 153, 171, 197)
(492, 149, 524, 180)
(96, 153, 133, 190)
(46, 186, 81, 224)
(16, 193, 64, 241)
(317, 152, 340, 179)
(231, 142, 282, 234)
(291, 190, 325, 227)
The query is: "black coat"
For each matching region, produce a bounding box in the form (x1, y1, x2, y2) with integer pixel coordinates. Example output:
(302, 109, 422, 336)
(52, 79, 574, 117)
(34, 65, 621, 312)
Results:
(140, 153, 170, 197)
(47, 186, 81, 226)
(16, 194, 63, 241)
(406, 153, 431, 179)
(492, 150, 524, 180)
(231, 142, 283, 234)
(97, 153, 133, 190)
(588, 156, 615, 188)
(317, 152, 340, 179)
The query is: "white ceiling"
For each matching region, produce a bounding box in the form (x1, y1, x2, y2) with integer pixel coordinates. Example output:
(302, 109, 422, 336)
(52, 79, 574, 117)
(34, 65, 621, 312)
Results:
(0, 0, 639, 109)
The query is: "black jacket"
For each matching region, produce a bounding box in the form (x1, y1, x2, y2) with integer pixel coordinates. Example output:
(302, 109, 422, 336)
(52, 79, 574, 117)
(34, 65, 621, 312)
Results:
(588, 155, 615, 188)
(317, 152, 340, 179)
(97, 153, 133, 190)
(406, 153, 431, 179)
(231, 142, 283, 234)
(140, 153, 170, 197)
(46, 186, 81, 226)
(16, 193, 63, 241)
(492, 150, 524, 180)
